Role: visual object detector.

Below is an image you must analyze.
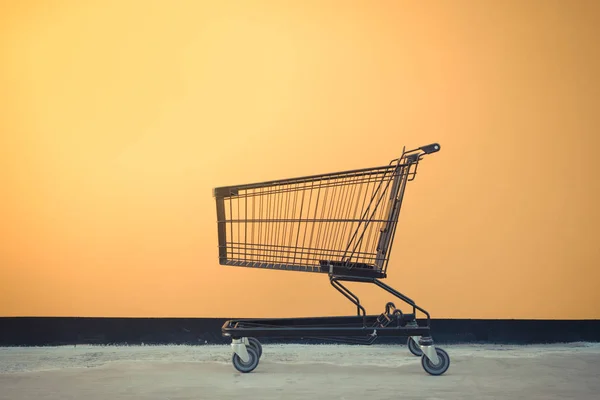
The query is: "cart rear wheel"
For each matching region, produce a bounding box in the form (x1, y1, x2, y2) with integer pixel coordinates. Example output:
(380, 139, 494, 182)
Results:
(407, 337, 422, 356)
(247, 337, 263, 359)
(421, 347, 450, 376)
(232, 346, 259, 373)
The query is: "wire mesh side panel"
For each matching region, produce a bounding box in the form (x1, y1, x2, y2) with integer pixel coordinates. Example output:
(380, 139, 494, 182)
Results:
(214, 162, 412, 275)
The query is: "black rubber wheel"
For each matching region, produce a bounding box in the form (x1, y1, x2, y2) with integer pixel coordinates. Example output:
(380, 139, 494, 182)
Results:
(232, 346, 260, 373)
(407, 337, 423, 357)
(421, 347, 450, 376)
(247, 337, 263, 359)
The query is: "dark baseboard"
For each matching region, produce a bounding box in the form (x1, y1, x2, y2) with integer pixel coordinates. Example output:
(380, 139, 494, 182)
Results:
(1, 317, 599, 346)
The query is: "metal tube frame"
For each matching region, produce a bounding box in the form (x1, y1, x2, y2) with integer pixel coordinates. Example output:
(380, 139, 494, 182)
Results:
(217, 143, 441, 345)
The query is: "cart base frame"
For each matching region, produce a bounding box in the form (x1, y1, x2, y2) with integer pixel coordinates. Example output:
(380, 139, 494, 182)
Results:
(221, 275, 451, 376)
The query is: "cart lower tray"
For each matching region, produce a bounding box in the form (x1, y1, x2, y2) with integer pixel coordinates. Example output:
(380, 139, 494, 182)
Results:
(222, 314, 430, 338)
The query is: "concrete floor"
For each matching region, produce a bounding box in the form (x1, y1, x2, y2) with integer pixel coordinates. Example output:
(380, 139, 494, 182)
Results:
(1, 343, 599, 399)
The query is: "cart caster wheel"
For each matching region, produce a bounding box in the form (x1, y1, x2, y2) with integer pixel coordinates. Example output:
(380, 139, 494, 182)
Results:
(407, 337, 422, 357)
(421, 347, 450, 376)
(247, 337, 263, 359)
(232, 346, 260, 373)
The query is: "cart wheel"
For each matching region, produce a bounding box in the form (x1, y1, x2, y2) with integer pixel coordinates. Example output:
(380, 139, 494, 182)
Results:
(407, 337, 422, 357)
(247, 337, 263, 359)
(232, 346, 260, 373)
(421, 347, 450, 376)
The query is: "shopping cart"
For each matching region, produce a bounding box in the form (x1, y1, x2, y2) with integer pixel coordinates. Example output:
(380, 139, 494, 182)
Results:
(213, 143, 450, 375)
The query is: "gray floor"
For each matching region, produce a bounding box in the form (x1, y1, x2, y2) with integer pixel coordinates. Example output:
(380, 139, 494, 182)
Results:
(1, 343, 599, 399)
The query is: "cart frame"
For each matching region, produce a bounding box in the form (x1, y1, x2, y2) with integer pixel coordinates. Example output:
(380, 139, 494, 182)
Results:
(213, 143, 450, 375)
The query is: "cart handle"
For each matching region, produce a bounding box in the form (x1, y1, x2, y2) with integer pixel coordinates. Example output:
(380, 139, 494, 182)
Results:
(418, 143, 441, 154)
(389, 143, 441, 165)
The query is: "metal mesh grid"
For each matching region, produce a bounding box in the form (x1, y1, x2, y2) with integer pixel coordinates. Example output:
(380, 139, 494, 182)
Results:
(214, 160, 415, 275)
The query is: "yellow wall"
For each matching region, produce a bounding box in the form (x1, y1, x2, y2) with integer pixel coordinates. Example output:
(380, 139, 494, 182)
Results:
(1, 0, 599, 319)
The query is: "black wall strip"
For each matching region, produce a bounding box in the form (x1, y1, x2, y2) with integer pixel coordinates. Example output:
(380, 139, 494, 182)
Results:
(1, 318, 599, 346)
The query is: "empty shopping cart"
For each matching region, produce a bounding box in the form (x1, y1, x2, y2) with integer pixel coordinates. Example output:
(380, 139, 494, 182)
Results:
(213, 143, 449, 375)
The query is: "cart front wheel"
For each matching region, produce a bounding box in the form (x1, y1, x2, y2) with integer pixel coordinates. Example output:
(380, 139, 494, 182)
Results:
(232, 347, 260, 373)
(407, 337, 422, 357)
(247, 337, 263, 359)
(421, 347, 450, 376)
